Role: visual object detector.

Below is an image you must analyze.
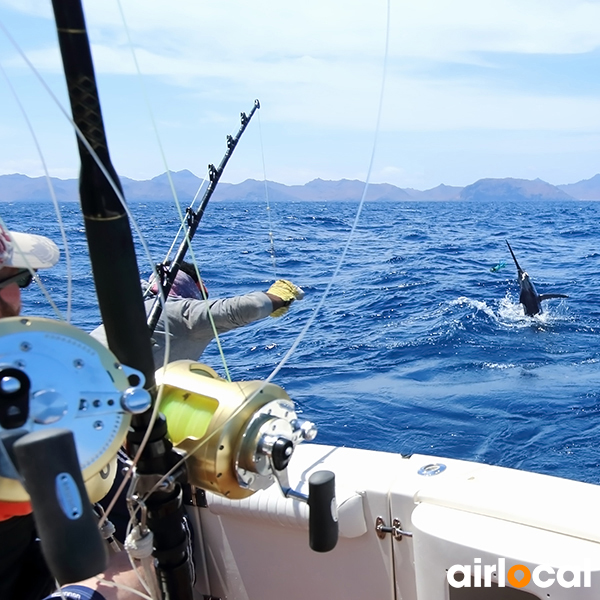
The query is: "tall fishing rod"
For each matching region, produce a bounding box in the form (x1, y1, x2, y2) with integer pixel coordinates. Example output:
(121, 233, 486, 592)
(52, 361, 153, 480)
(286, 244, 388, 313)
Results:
(50, 0, 194, 597)
(147, 99, 260, 333)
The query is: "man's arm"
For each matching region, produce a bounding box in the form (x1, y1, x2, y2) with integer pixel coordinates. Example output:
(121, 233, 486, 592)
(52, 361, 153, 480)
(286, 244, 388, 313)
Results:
(183, 280, 304, 340)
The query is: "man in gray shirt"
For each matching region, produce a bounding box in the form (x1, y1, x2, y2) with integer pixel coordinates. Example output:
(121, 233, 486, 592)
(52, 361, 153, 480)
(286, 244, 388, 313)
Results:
(91, 262, 303, 366)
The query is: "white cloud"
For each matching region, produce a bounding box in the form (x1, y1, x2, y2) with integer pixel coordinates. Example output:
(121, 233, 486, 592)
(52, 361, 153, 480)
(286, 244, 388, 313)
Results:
(7, 1, 600, 64)
(2, 0, 600, 187)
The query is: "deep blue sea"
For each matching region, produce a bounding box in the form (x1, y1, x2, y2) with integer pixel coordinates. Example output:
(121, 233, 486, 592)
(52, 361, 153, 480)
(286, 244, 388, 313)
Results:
(7, 199, 600, 485)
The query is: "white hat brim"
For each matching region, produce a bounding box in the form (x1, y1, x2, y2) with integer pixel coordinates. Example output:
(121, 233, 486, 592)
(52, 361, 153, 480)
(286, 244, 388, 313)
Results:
(7, 231, 60, 270)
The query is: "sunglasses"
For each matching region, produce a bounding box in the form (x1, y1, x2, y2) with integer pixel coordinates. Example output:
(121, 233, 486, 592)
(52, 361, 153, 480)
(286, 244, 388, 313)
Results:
(0, 269, 34, 291)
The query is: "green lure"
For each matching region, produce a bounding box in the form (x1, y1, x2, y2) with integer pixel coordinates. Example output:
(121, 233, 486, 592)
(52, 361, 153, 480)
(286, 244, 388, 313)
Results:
(490, 261, 506, 273)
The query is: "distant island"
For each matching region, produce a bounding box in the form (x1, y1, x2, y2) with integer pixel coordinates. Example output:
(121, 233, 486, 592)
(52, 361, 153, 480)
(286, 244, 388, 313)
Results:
(2, 170, 600, 203)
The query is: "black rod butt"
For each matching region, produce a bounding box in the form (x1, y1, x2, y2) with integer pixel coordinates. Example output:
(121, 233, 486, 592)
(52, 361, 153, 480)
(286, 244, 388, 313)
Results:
(13, 428, 108, 584)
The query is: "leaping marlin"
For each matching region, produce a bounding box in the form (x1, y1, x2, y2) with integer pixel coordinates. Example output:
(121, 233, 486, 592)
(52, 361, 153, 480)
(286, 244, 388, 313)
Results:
(506, 241, 568, 316)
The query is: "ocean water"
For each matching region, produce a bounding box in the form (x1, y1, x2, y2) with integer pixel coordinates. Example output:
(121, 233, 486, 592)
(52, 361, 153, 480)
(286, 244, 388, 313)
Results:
(7, 198, 600, 485)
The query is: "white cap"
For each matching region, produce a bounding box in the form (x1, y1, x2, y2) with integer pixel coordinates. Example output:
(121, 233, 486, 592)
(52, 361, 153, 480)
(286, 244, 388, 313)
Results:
(0, 222, 59, 270)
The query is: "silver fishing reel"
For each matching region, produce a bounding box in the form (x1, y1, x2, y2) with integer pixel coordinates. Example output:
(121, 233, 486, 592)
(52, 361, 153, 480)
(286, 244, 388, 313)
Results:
(0, 316, 151, 503)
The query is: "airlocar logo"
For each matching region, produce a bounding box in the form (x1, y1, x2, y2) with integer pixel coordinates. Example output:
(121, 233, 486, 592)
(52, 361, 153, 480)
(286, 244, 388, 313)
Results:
(447, 558, 592, 589)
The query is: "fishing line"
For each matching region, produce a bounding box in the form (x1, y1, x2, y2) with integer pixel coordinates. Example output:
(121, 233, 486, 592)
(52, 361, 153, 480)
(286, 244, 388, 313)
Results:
(0, 61, 72, 322)
(115, 0, 181, 216)
(257, 110, 278, 278)
(157, 173, 209, 270)
(0, 7, 239, 526)
(264, 0, 391, 385)
(142, 0, 392, 499)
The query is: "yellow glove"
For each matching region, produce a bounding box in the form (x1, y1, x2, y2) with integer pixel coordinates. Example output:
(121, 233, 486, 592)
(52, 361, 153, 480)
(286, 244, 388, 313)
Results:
(267, 279, 304, 318)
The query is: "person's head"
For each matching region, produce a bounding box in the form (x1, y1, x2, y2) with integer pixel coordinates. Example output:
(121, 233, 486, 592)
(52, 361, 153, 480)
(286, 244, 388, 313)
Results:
(150, 260, 208, 300)
(178, 261, 209, 298)
(0, 223, 58, 520)
(0, 223, 59, 318)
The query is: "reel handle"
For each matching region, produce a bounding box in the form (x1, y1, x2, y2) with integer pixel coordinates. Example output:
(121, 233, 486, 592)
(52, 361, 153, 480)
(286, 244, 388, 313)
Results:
(13, 428, 108, 584)
(308, 470, 338, 552)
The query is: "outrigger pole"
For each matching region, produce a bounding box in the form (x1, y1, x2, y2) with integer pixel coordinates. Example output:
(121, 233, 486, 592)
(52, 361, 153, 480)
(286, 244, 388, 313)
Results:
(51, 1, 194, 598)
(147, 99, 260, 334)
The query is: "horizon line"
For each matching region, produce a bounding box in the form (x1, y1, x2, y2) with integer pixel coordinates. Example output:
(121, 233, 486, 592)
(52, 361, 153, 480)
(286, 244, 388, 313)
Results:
(1, 170, 598, 193)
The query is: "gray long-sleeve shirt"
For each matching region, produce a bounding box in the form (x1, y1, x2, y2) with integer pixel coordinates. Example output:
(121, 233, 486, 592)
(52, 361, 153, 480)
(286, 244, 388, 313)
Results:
(91, 292, 274, 366)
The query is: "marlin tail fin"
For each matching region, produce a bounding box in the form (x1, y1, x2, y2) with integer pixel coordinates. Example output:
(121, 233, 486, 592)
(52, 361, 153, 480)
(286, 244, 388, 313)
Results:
(538, 294, 569, 301)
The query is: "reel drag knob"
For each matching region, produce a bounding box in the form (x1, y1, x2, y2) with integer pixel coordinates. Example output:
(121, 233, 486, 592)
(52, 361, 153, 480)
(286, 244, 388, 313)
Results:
(0, 367, 30, 429)
(271, 437, 294, 471)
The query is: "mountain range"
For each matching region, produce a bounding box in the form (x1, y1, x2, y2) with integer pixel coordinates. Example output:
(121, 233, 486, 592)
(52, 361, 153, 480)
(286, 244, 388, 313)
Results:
(2, 170, 600, 203)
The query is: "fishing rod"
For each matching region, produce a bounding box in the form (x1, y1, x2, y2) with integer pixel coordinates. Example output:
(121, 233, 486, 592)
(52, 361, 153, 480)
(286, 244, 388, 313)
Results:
(50, 0, 194, 597)
(147, 99, 260, 333)
(35, 4, 336, 596)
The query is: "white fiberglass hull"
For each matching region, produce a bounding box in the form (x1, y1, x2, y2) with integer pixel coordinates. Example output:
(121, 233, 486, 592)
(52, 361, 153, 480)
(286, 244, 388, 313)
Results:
(191, 444, 600, 599)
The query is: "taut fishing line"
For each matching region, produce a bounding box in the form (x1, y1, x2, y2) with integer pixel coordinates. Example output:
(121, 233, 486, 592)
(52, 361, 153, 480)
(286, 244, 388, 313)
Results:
(257, 109, 278, 278)
(264, 0, 391, 385)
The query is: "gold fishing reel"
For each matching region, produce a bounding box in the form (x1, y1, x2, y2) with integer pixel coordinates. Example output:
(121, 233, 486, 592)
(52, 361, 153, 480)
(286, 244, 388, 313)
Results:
(156, 360, 317, 500)
(0, 317, 151, 503)
(156, 360, 339, 552)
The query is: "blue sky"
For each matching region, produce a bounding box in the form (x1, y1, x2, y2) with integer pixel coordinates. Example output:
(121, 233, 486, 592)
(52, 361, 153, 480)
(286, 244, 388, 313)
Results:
(1, 0, 600, 190)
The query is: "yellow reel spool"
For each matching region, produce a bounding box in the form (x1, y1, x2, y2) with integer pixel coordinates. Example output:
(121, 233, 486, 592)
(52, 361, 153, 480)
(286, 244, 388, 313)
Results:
(156, 360, 296, 499)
